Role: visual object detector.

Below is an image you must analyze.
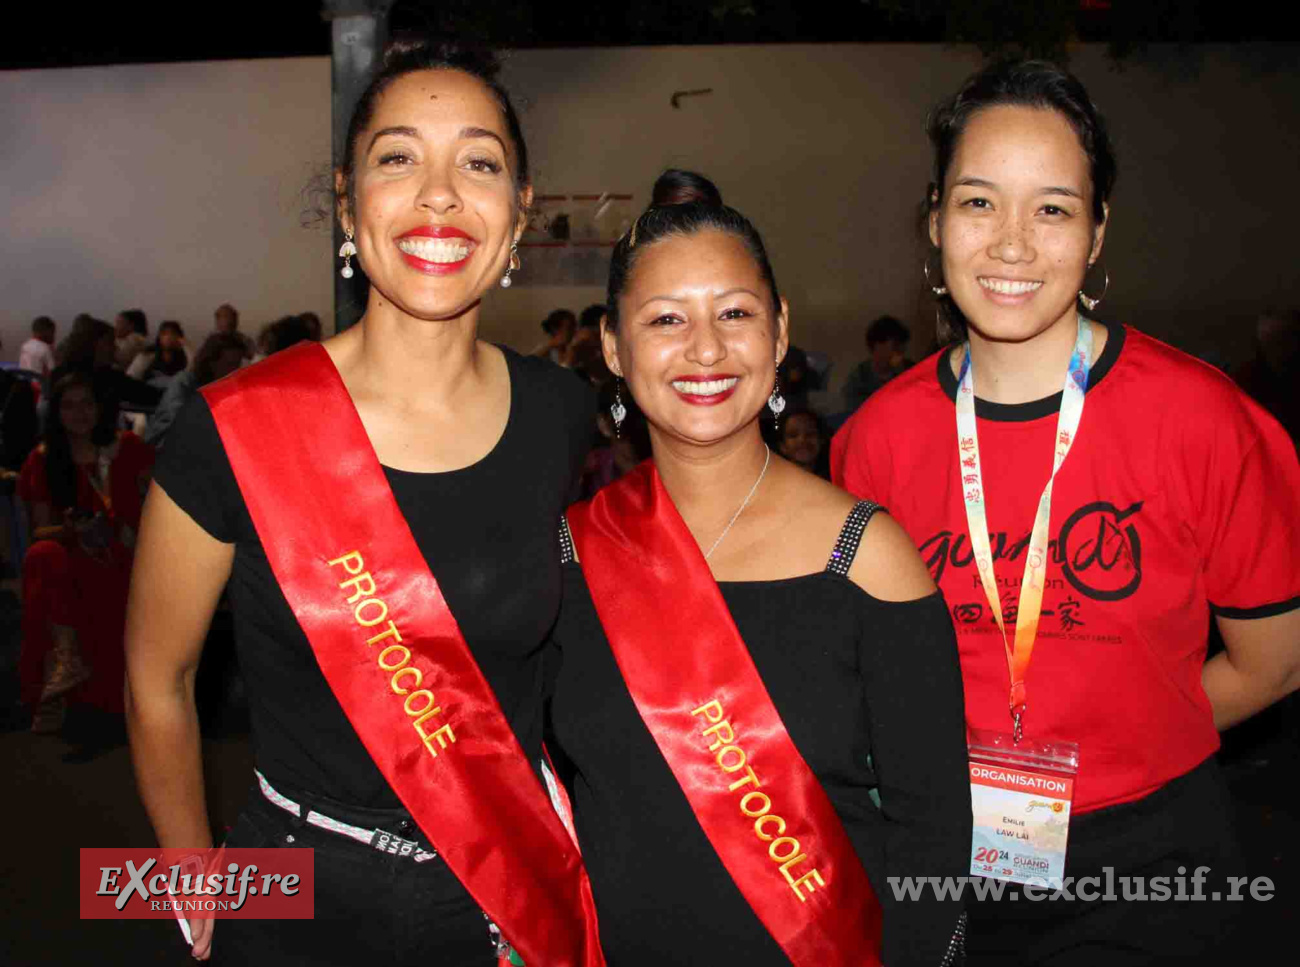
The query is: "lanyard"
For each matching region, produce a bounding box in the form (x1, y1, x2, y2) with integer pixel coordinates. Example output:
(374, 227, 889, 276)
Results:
(956, 316, 1092, 742)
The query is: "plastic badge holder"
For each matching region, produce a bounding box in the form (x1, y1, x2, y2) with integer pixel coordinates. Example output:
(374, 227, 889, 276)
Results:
(968, 728, 1080, 889)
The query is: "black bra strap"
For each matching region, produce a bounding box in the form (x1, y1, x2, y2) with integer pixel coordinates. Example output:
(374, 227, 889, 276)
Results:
(825, 500, 882, 576)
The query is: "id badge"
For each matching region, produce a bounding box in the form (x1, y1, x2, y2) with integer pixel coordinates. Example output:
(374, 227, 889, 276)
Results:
(968, 729, 1079, 888)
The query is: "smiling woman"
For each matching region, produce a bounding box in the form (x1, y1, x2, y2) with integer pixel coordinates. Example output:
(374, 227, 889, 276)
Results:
(548, 170, 971, 966)
(124, 35, 603, 967)
(833, 60, 1300, 965)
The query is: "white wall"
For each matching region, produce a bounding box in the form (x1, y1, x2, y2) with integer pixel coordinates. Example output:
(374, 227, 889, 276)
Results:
(5, 45, 1298, 399)
(0, 57, 333, 355)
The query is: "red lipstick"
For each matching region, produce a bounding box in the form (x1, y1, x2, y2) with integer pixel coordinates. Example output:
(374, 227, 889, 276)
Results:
(395, 225, 477, 275)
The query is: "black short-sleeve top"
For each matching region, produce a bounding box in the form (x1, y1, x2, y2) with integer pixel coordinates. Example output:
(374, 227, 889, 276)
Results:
(153, 346, 594, 809)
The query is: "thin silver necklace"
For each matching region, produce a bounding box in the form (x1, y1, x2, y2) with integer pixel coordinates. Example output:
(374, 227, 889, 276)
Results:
(704, 445, 771, 560)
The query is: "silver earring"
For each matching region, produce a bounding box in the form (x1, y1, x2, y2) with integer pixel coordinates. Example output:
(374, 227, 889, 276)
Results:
(500, 243, 520, 288)
(924, 257, 947, 297)
(338, 231, 357, 279)
(610, 379, 627, 437)
(768, 361, 786, 424)
(1078, 263, 1109, 312)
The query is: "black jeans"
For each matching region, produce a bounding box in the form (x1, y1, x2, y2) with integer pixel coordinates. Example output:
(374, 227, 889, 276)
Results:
(965, 756, 1246, 967)
(214, 778, 497, 966)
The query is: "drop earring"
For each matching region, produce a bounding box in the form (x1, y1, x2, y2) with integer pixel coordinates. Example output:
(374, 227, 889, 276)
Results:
(610, 379, 627, 437)
(924, 257, 947, 297)
(1077, 263, 1109, 312)
(339, 230, 356, 279)
(768, 360, 786, 426)
(500, 243, 520, 288)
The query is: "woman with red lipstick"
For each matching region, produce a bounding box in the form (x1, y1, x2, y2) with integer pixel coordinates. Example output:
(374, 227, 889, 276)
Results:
(833, 61, 1300, 964)
(125, 37, 602, 967)
(548, 170, 971, 966)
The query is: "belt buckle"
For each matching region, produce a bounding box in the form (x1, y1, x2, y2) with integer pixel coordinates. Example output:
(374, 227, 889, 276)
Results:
(369, 828, 420, 858)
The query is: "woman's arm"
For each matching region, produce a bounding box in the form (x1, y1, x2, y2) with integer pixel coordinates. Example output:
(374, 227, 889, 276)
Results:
(124, 480, 234, 960)
(1204, 609, 1300, 730)
(852, 516, 971, 967)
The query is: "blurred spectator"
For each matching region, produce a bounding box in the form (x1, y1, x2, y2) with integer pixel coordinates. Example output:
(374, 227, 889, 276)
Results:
(776, 408, 830, 479)
(578, 303, 607, 332)
(581, 379, 651, 499)
(113, 309, 149, 369)
(17, 372, 154, 758)
(255, 315, 314, 360)
(299, 311, 324, 341)
(18, 316, 57, 379)
(777, 344, 813, 411)
(0, 334, 39, 471)
(215, 302, 256, 359)
(145, 333, 247, 450)
(533, 308, 577, 364)
(841, 315, 912, 414)
(127, 321, 189, 382)
(1233, 308, 1300, 445)
(52, 317, 162, 430)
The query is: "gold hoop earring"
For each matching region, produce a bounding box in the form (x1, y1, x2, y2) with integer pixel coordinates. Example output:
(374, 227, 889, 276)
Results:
(1078, 263, 1109, 312)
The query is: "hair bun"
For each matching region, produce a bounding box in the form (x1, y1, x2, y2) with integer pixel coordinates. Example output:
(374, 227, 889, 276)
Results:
(380, 33, 502, 82)
(651, 169, 722, 207)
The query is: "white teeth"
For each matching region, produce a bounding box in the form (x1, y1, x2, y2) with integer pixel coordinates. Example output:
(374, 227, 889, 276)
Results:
(979, 277, 1043, 295)
(397, 237, 471, 263)
(672, 378, 738, 396)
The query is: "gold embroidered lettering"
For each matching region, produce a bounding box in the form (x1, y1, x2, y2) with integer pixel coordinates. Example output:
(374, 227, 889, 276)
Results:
(785, 867, 825, 902)
(740, 791, 772, 817)
(754, 813, 787, 841)
(390, 665, 421, 695)
(338, 571, 377, 603)
(702, 719, 735, 750)
(716, 744, 747, 773)
(354, 597, 389, 627)
(366, 621, 403, 647)
(403, 689, 437, 717)
(327, 551, 365, 575)
(728, 765, 762, 793)
(377, 644, 410, 671)
(691, 700, 724, 723)
(769, 837, 801, 862)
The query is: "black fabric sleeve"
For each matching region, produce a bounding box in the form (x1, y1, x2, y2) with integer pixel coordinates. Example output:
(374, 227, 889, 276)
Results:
(151, 393, 244, 543)
(860, 591, 971, 967)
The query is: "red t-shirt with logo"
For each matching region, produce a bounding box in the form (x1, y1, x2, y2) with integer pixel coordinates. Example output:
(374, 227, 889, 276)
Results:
(832, 323, 1300, 813)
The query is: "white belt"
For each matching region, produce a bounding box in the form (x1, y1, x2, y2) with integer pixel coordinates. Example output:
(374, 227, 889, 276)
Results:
(255, 770, 438, 863)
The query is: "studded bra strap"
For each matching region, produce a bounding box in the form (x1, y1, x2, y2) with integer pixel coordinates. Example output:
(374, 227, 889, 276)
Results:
(559, 515, 577, 564)
(825, 500, 882, 576)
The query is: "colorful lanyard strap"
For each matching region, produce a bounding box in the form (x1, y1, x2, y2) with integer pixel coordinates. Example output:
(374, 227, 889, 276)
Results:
(955, 316, 1092, 742)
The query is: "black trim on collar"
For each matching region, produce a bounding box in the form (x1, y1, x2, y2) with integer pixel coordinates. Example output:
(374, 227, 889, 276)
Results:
(1211, 596, 1300, 620)
(936, 320, 1126, 423)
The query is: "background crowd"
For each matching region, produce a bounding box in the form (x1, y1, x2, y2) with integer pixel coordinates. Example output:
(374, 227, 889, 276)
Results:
(1, 304, 319, 761)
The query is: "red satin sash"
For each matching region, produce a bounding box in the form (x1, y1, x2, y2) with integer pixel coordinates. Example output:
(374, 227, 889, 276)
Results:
(203, 343, 603, 967)
(567, 462, 883, 966)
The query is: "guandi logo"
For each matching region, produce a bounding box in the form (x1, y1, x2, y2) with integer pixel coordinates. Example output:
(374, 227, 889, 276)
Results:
(1026, 800, 1066, 814)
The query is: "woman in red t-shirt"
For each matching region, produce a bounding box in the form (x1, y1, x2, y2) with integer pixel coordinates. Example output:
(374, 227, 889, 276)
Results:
(833, 60, 1300, 964)
(18, 372, 154, 752)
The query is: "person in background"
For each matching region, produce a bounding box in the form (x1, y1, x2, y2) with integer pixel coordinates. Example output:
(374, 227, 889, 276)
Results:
(533, 308, 577, 364)
(0, 343, 39, 470)
(578, 303, 606, 334)
(775, 342, 812, 411)
(114, 309, 149, 370)
(840, 315, 911, 414)
(214, 302, 255, 359)
(18, 316, 57, 380)
(127, 320, 189, 382)
(144, 333, 247, 450)
(776, 408, 830, 479)
(1232, 307, 1300, 445)
(298, 311, 324, 341)
(17, 372, 154, 759)
(832, 59, 1300, 965)
(52, 317, 162, 428)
